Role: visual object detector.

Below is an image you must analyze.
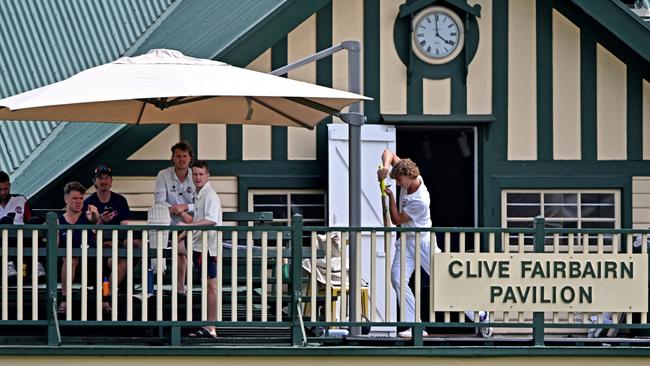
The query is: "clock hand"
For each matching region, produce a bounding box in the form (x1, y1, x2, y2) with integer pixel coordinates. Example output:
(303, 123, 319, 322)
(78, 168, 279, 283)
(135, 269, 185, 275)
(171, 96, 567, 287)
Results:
(436, 34, 454, 45)
(434, 17, 439, 36)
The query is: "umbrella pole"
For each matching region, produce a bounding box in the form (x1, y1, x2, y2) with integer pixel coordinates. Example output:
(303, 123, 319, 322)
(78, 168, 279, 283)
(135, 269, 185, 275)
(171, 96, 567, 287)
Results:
(270, 40, 365, 334)
(342, 41, 363, 335)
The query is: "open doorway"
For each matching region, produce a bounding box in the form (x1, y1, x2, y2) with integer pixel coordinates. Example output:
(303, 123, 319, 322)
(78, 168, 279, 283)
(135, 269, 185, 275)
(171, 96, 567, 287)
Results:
(396, 126, 477, 331)
(396, 126, 476, 229)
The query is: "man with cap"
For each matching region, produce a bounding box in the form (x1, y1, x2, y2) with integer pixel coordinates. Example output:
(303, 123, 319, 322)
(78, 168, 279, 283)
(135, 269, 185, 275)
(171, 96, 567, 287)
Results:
(83, 164, 134, 305)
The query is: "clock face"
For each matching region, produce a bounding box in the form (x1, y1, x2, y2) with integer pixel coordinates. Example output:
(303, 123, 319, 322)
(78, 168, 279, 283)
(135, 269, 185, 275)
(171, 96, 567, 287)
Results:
(411, 6, 465, 65)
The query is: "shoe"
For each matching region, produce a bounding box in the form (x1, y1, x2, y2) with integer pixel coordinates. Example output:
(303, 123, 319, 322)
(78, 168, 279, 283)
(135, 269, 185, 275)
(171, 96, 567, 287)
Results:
(102, 302, 112, 314)
(188, 327, 217, 338)
(397, 329, 428, 338)
(588, 314, 615, 338)
(587, 327, 602, 338)
(477, 312, 494, 338)
(7, 261, 17, 277)
(37, 262, 46, 277)
(606, 313, 624, 337)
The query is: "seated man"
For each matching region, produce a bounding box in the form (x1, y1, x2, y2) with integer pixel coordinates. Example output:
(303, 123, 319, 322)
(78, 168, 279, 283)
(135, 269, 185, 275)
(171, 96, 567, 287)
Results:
(58, 181, 100, 314)
(178, 161, 222, 338)
(82, 164, 137, 298)
(0, 170, 44, 278)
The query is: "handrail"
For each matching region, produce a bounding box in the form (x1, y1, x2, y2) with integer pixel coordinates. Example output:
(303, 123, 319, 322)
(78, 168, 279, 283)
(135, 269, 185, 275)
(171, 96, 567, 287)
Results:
(0, 215, 649, 347)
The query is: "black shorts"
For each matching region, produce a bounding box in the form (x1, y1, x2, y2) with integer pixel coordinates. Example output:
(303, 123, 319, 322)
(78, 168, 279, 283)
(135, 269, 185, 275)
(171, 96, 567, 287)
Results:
(192, 251, 217, 279)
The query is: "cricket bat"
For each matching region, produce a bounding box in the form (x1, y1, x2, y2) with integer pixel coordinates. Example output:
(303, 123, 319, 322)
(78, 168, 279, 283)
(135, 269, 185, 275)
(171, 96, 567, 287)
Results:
(378, 164, 390, 227)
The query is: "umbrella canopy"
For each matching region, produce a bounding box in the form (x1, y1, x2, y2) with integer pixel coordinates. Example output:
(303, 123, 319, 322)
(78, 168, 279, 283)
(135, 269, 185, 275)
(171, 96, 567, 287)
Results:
(0, 49, 370, 129)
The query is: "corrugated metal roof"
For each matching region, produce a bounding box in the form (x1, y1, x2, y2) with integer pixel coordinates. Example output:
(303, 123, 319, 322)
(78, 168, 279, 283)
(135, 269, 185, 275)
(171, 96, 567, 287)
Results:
(0, 0, 174, 175)
(13, 122, 125, 197)
(1, 0, 301, 199)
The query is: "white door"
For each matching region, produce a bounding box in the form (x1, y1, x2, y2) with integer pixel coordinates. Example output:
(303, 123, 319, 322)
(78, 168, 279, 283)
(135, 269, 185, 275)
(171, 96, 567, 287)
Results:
(328, 123, 396, 324)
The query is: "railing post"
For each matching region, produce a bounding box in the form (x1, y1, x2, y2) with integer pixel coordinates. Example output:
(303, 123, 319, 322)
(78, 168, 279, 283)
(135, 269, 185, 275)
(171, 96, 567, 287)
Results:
(533, 216, 545, 346)
(46, 212, 59, 345)
(290, 214, 304, 346)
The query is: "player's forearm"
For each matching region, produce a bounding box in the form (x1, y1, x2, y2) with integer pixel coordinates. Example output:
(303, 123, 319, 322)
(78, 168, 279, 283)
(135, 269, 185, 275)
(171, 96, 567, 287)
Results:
(381, 149, 400, 169)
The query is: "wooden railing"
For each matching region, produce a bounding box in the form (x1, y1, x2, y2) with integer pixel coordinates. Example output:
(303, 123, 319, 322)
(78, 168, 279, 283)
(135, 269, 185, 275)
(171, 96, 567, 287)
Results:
(0, 214, 648, 348)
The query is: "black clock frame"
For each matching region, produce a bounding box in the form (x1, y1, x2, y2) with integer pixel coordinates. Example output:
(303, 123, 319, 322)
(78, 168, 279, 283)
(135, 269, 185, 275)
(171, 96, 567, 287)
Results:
(394, 1, 481, 80)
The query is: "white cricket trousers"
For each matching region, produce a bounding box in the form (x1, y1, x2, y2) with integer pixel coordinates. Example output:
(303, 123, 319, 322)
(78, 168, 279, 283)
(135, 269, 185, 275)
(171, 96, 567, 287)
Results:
(391, 234, 479, 322)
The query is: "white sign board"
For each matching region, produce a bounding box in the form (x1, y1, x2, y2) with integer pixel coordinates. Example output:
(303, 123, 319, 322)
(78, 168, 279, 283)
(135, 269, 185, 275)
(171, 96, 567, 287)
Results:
(433, 253, 648, 312)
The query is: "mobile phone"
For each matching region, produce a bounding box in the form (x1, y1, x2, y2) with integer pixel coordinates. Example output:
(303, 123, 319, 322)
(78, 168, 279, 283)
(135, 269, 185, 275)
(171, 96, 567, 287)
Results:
(104, 206, 113, 213)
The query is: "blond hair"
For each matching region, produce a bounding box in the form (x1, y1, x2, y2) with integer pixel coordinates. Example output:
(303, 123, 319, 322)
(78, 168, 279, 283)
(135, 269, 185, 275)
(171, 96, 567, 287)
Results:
(389, 158, 420, 179)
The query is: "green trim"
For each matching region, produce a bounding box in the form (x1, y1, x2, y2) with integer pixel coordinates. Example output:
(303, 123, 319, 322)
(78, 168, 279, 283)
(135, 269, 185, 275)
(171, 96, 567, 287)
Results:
(399, 0, 482, 18)
(363, 0, 381, 123)
(490, 159, 650, 229)
(316, 3, 332, 166)
(180, 125, 197, 153)
(481, 0, 508, 227)
(580, 31, 597, 161)
(118, 160, 323, 177)
(407, 71, 423, 114)
(271, 37, 288, 161)
(237, 175, 326, 211)
(536, 0, 553, 161)
(218, 0, 332, 67)
(493, 173, 632, 229)
(450, 74, 466, 114)
(394, 11, 481, 80)
(570, 0, 650, 63)
(226, 125, 243, 161)
(271, 127, 288, 161)
(381, 114, 494, 124)
(627, 67, 643, 160)
(554, 1, 650, 81)
(553, 0, 650, 162)
(3, 346, 650, 356)
(30, 125, 167, 208)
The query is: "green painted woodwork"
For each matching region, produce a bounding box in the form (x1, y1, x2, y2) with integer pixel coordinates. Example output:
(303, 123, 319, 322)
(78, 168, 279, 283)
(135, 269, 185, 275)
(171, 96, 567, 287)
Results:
(536, 0, 553, 161)
(118, 160, 324, 178)
(226, 126, 243, 161)
(364, 0, 381, 123)
(480, 0, 508, 228)
(180, 125, 197, 155)
(237, 175, 325, 211)
(382, 114, 494, 124)
(3, 345, 650, 356)
(571, 0, 650, 63)
(579, 31, 597, 161)
(450, 72, 467, 114)
(316, 3, 333, 166)
(393, 4, 481, 80)
(627, 68, 643, 161)
(218, 0, 332, 67)
(399, 0, 481, 18)
(30, 125, 167, 209)
(407, 71, 424, 115)
(271, 38, 289, 161)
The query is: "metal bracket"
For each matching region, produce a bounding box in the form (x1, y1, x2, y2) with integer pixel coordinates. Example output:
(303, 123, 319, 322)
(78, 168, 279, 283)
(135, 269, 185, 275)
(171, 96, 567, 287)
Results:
(51, 297, 61, 346)
(296, 298, 308, 346)
(339, 112, 365, 126)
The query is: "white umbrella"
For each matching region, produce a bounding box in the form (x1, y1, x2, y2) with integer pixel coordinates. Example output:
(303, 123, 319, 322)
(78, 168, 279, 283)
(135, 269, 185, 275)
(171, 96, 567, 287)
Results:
(0, 49, 369, 129)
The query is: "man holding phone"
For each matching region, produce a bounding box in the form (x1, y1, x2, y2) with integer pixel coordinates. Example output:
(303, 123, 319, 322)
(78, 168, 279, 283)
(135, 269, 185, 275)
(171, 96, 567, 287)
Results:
(83, 164, 131, 228)
(83, 164, 134, 309)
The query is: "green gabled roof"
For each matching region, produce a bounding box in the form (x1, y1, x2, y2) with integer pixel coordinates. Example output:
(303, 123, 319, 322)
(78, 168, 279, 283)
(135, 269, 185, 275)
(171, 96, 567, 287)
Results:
(572, 0, 650, 62)
(0, 0, 175, 193)
(132, 0, 286, 59)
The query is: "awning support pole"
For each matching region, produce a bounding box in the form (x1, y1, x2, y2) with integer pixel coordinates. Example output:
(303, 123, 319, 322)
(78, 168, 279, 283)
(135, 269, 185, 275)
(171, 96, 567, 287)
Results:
(270, 41, 365, 334)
